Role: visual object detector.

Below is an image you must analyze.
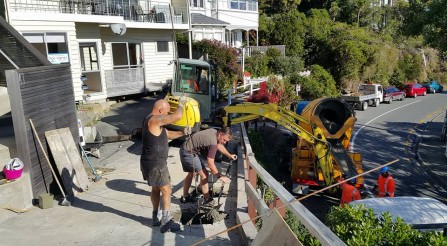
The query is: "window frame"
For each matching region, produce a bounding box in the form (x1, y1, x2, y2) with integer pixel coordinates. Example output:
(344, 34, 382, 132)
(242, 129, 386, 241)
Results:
(157, 41, 169, 53)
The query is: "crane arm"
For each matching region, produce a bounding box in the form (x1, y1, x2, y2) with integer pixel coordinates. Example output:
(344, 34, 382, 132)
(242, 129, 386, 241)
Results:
(220, 103, 335, 186)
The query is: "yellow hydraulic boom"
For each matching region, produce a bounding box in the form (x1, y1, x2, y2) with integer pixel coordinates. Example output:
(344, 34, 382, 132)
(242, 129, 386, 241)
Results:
(219, 98, 363, 193)
(220, 102, 336, 188)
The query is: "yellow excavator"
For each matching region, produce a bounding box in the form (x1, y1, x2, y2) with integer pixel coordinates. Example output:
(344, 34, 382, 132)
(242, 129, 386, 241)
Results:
(164, 59, 363, 193)
(167, 96, 363, 194)
(218, 98, 363, 194)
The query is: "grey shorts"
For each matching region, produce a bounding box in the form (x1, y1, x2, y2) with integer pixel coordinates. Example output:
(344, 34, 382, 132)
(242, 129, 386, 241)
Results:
(145, 165, 171, 187)
(180, 148, 206, 173)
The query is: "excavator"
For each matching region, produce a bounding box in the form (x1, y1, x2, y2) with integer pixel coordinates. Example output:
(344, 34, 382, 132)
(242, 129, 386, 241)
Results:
(165, 59, 363, 193)
(218, 98, 363, 194)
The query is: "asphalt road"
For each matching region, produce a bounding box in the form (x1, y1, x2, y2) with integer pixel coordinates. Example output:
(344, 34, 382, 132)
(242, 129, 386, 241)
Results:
(351, 92, 447, 202)
(301, 92, 447, 221)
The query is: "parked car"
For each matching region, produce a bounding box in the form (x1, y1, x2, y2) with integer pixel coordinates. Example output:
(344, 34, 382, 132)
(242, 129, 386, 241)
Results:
(403, 83, 426, 98)
(422, 80, 443, 93)
(383, 86, 405, 103)
(351, 197, 447, 235)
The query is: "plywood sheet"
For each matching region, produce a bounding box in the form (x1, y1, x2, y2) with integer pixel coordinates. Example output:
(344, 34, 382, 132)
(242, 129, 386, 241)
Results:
(252, 210, 302, 246)
(45, 128, 89, 196)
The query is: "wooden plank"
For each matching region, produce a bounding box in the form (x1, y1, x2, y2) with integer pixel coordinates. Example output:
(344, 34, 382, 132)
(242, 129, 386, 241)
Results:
(45, 128, 89, 196)
(252, 210, 302, 246)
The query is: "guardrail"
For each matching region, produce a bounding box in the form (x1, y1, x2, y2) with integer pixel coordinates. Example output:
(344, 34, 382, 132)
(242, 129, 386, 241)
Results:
(237, 123, 346, 245)
(227, 78, 266, 104)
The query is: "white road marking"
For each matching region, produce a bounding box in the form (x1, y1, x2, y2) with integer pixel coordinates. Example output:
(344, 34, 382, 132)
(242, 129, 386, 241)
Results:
(351, 100, 420, 152)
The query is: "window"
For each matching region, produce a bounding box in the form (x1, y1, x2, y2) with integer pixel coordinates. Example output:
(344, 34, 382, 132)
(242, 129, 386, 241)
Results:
(176, 63, 210, 95)
(204, 33, 213, 40)
(111, 42, 142, 68)
(79, 43, 99, 71)
(157, 41, 169, 52)
(23, 33, 69, 64)
(191, 0, 204, 8)
(230, 0, 257, 11)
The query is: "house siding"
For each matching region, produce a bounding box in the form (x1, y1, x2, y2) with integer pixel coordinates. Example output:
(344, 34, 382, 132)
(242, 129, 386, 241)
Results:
(11, 20, 83, 101)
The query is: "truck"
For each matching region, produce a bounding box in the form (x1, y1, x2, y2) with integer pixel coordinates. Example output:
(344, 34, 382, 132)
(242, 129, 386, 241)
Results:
(341, 84, 384, 111)
(218, 98, 364, 194)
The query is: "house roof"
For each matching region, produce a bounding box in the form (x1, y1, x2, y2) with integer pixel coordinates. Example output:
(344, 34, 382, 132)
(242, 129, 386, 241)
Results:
(191, 13, 229, 26)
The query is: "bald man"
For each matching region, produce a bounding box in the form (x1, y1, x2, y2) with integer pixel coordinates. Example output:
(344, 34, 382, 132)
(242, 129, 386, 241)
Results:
(140, 96, 188, 233)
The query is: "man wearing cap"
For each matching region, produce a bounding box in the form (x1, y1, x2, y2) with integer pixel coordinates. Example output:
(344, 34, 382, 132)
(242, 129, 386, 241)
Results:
(339, 177, 361, 207)
(374, 166, 395, 197)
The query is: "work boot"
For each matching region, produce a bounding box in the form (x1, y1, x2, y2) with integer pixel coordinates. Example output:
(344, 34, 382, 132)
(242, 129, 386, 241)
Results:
(152, 211, 161, 226)
(160, 219, 181, 233)
(180, 194, 197, 203)
(202, 197, 215, 208)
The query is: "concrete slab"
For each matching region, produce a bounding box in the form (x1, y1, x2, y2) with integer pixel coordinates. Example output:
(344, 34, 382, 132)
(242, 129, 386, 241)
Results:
(0, 96, 244, 245)
(0, 93, 11, 118)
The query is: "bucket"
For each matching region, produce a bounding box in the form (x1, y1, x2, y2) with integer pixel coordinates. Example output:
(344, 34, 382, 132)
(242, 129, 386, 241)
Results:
(296, 101, 310, 115)
(3, 166, 23, 180)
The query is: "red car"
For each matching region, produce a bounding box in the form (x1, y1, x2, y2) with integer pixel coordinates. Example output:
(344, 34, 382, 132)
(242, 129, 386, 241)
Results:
(404, 83, 427, 98)
(383, 86, 405, 103)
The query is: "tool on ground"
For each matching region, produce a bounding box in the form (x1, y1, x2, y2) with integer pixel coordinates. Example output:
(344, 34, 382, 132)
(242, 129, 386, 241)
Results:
(79, 142, 102, 182)
(29, 119, 71, 206)
(217, 160, 233, 206)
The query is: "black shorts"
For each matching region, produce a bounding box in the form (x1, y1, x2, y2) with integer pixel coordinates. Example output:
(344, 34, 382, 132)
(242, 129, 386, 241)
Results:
(144, 165, 171, 187)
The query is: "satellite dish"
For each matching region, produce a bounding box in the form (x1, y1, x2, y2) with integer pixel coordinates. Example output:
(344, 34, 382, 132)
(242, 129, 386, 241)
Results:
(110, 23, 127, 36)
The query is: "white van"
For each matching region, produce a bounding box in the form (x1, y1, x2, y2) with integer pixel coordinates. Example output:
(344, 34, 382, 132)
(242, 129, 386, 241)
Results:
(350, 196, 447, 235)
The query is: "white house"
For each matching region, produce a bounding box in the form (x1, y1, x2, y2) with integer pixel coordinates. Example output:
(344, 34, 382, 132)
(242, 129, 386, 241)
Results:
(1, 0, 190, 102)
(189, 0, 258, 48)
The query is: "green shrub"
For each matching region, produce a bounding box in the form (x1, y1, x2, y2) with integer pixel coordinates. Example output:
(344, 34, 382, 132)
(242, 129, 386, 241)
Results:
(246, 51, 269, 77)
(326, 205, 447, 245)
(194, 40, 240, 93)
(285, 210, 321, 246)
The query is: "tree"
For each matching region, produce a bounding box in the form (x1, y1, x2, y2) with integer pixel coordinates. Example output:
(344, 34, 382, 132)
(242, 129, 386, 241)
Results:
(270, 10, 307, 57)
(304, 9, 335, 68)
(194, 40, 240, 93)
(259, 0, 302, 15)
(289, 65, 338, 100)
(422, 0, 447, 53)
(329, 23, 371, 88)
(258, 14, 275, 46)
(245, 51, 269, 77)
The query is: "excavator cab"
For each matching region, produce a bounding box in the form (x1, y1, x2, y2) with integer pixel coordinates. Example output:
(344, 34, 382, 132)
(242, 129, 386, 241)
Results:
(171, 58, 218, 122)
(165, 58, 218, 133)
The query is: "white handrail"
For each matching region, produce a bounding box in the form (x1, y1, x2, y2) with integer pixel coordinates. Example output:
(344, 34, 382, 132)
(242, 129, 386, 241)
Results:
(227, 78, 266, 105)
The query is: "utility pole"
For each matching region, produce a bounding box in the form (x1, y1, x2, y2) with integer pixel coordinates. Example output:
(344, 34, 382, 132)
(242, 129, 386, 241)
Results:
(188, 0, 192, 59)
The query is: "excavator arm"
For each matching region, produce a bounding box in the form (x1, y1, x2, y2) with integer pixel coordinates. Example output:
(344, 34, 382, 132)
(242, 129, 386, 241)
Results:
(220, 102, 335, 187)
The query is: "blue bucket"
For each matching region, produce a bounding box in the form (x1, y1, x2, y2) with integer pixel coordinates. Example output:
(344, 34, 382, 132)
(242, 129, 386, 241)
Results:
(296, 101, 310, 115)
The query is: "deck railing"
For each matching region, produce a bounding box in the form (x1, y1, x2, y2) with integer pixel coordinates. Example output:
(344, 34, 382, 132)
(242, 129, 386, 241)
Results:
(237, 124, 346, 245)
(9, 0, 188, 24)
(104, 67, 145, 97)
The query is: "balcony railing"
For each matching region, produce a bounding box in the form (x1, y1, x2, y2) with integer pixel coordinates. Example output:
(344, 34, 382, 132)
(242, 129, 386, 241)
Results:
(9, 0, 188, 24)
(105, 67, 145, 97)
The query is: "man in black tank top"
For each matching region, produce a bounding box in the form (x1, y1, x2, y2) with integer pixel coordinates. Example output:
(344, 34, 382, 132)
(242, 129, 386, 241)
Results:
(140, 96, 188, 233)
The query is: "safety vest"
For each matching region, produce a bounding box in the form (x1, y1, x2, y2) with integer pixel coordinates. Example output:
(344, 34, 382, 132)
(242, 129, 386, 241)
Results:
(188, 79, 199, 92)
(340, 183, 361, 207)
(377, 175, 395, 197)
